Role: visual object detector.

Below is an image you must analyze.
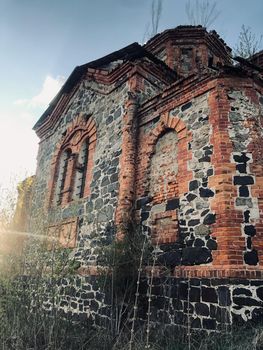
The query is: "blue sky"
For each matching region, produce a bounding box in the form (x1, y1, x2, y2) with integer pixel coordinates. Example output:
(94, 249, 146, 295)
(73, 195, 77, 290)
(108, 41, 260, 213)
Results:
(0, 0, 262, 189)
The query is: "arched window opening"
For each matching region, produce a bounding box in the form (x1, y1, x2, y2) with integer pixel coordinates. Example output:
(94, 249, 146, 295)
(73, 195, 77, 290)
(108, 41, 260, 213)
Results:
(73, 139, 89, 200)
(55, 149, 72, 205)
(150, 130, 178, 202)
(149, 129, 179, 244)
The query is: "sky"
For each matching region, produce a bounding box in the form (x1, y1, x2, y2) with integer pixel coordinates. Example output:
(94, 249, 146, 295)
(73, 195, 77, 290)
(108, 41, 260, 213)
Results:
(0, 0, 262, 191)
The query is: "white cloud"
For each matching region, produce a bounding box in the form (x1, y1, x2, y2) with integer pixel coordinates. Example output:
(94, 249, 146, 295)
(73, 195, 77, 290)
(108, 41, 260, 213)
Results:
(14, 75, 65, 109)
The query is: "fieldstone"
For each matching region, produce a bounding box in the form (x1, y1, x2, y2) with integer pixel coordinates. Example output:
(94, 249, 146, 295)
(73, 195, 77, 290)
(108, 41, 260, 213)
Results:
(182, 247, 212, 265)
(188, 219, 200, 226)
(203, 318, 216, 330)
(218, 286, 231, 306)
(186, 193, 197, 202)
(95, 198, 103, 210)
(166, 198, 180, 210)
(244, 225, 256, 236)
(189, 180, 199, 191)
(158, 251, 182, 267)
(194, 224, 210, 236)
(244, 210, 250, 223)
(234, 175, 254, 186)
(199, 187, 214, 197)
(203, 213, 216, 225)
(181, 101, 192, 111)
(239, 185, 249, 197)
(206, 238, 217, 250)
(256, 287, 263, 301)
(236, 198, 253, 207)
(202, 287, 218, 303)
(236, 163, 247, 173)
(101, 176, 110, 187)
(244, 249, 259, 265)
(233, 288, 252, 296)
(233, 153, 250, 163)
(195, 302, 209, 316)
(194, 238, 205, 247)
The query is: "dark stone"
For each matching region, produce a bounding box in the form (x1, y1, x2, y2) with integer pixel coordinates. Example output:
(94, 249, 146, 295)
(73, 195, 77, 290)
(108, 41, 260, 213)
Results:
(202, 287, 218, 303)
(182, 247, 212, 265)
(110, 173, 118, 183)
(93, 170, 101, 181)
(189, 287, 200, 302)
(239, 185, 249, 197)
(256, 287, 263, 300)
(206, 238, 217, 250)
(114, 107, 122, 119)
(181, 101, 192, 111)
(188, 219, 200, 226)
(236, 163, 247, 173)
(141, 211, 149, 221)
(233, 296, 261, 307)
(251, 308, 263, 323)
(199, 155, 211, 163)
(244, 249, 259, 265)
(203, 213, 216, 225)
(234, 176, 254, 186)
(166, 198, 180, 210)
(178, 282, 188, 300)
(201, 209, 209, 217)
(186, 193, 197, 202)
(136, 196, 151, 209)
(191, 317, 201, 328)
(233, 153, 250, 163)
(194, 238, 205, 247)
(111, 158, 119, 167)
(218, 286, 231, 306)
(244, 225, 256, 236)
(244, 210, 250, 223)
(233, 288, 252, 296)
(106, 115, 113, 125)
(199, 188, 214, 197)
(90, 300, 99, 312)
(185, 208, 194, 215)
(86, 292, 95, 299)
(71, 302, 77, 309)
(107, 167, 116, 175)
(195, 302, 209, 316)
(203, 318, 216, 330)
(189, 180, 199, 191)
(207, 168, 213, 177)
(101, 176, 109, 187)
(247, 237, 252, 249)
(186, 239, 194, 247)
(158, 251, 182, 267)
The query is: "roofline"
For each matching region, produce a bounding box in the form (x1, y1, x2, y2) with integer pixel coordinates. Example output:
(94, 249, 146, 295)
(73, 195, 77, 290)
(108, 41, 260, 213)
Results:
(33, 42, 173, 131)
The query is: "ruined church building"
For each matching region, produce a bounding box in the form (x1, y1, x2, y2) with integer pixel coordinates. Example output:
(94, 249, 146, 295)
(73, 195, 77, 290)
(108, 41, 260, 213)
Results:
(31, 26, 263, 330)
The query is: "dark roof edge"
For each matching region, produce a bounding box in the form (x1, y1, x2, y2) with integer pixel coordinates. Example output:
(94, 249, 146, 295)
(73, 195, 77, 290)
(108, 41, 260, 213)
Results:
(33, 42, 174, 131)
(33, 42, 141, 130)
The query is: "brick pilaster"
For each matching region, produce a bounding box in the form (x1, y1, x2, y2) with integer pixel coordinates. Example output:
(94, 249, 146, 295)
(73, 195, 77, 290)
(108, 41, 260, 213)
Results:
(115, 95, 138, 236)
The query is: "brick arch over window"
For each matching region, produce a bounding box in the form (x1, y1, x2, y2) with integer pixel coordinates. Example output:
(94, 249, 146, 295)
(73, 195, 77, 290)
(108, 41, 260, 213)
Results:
(47, 114, 96, 207)
(145, 113, 192, 197)
(136, 113, 192, 244)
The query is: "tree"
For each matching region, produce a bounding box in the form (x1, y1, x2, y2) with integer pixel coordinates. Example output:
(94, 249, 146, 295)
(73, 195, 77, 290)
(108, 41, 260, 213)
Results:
(234, 25, 262, 59)
(185, 0, 220, 28)
(143, 0, 163, 42)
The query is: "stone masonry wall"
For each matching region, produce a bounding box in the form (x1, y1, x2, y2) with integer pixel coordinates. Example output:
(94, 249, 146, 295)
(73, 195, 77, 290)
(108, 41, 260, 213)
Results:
(30, 80, 129, 265)
(145, 277, 263, 331)
(135, 92, 216, 266)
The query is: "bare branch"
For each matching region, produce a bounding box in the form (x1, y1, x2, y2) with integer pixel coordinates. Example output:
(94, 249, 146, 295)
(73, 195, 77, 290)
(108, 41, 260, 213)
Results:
(185, 0, 220, 28)
(234, 25, 262, 59)
(143, 0, 163, 42)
